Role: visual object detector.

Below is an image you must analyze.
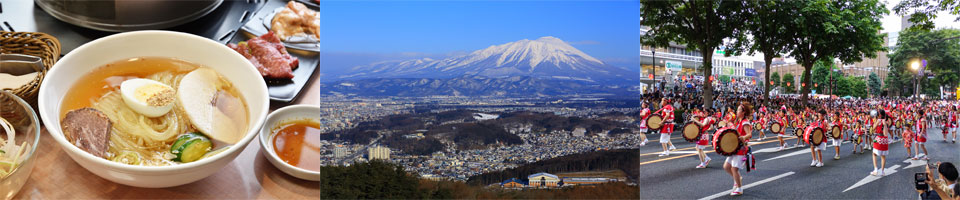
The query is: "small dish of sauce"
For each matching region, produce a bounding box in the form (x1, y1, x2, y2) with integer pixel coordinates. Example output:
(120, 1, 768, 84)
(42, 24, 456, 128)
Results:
(272, 119, 321, 172)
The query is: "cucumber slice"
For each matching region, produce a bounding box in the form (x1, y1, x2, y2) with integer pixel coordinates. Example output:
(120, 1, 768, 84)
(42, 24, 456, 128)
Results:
(171, 133, 195, 153)
(175, 136, 212, 163)
(170, 132, 205, 155)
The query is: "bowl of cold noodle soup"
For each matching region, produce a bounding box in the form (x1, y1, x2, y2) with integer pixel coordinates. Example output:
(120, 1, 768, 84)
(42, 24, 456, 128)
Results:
(38, 31, 269, 188)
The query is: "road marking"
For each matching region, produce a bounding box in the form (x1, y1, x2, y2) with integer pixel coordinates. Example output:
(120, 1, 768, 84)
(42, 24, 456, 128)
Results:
(903, 159, 928, 169)
(698, 171, 796, 200)
(640, 138, 790, 166)
(641, 146, 697, 156)
(762, 148, 812, 162)
(827, 141, 852, 147)
(639, 153, 697, 165)
(842, 164, 902, 193)
(668, 151, 700, 154)
(753, 145, 799, 153)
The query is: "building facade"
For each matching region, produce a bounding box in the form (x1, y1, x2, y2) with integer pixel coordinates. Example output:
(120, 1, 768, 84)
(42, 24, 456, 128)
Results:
(561, 177, 614, 186)
(843, 34, 890, 80)
(572, 127, 586, 137)
(528, 172, 560, 187)
(639, 27, 759, 85)
(768, 62, 806, 91)
(334, 146, 347, 158)
(367, 145, 390, 160)
(501, 178, 527, 188)
(768, 33, 891, 93)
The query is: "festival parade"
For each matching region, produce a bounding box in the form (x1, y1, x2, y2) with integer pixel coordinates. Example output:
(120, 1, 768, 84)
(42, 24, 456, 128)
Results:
(639, 0, 960, 199)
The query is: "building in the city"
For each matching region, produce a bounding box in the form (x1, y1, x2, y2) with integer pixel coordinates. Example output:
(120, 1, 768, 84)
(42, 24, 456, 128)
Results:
(560, 177, 616, 186)
(902, 15, 916, 30)
(768, 62, 806, 91)
(528, 172, 560, 187)
(888, 31, 900, 51)
(640, 27, 760, 87)
(841, 33, 890, 80)
(501, 178, 527, 188)
(769, 32, 891, 94)
(572, 127, 586, 137)
(334, 146, 347, 158)
(367, 145, 390, 160)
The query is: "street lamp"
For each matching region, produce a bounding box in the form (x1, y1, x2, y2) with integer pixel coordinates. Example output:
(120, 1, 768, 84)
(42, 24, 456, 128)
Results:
(910, 59, 926, 99)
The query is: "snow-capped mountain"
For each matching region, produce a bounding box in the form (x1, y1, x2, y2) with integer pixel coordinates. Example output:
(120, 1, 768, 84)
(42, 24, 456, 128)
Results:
(323, 75, 634, 97)
(341, 36, 636, 84)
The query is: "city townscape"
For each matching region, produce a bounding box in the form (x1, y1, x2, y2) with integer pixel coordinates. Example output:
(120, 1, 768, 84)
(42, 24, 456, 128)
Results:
(312, 96, 642, 181)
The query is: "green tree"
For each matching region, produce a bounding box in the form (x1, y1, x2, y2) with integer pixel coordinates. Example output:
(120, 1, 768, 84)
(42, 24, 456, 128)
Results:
(894, 0, 960, 32)
(782, 73, 796, 93)
(868, 72, 883, 97)
(771, 72, 782, 90)
(885, 69, 906, 97)
(833, 75, 852, 96)
(810, 60, 835, 93)
(887, 29, 960, 98)
(725, 0, 792, 102)
(779, 0, 888, 102)
(719, 75, 731, 83)
(849, 76, 869, 98)
(640, 0, 752, 108)
(833, 72, 846, 95)
(321, 160, 426, 199)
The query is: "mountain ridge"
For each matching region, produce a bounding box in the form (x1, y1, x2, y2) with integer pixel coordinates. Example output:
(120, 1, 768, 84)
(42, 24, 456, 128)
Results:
(322, 75, 637, 97)
(339, 36, 637, 84)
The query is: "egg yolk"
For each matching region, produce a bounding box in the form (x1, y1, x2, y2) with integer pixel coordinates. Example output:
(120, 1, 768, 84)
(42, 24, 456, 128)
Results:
(135, 84, 175, 107)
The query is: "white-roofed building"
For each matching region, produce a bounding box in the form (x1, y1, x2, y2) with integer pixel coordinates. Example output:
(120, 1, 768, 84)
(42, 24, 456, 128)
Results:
(528, 172, 560, 187)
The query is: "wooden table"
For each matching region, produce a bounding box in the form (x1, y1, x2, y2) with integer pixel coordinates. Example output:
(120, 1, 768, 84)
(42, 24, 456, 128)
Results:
(15, 71, 321, 198)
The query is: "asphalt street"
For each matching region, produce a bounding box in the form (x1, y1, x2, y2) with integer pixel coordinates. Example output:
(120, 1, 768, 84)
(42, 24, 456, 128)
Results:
(639, 126, 960, 199)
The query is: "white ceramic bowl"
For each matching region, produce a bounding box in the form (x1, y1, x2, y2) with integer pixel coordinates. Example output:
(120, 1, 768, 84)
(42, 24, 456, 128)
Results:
(259, 104, 321, 181)
(38, 31, 269, 188)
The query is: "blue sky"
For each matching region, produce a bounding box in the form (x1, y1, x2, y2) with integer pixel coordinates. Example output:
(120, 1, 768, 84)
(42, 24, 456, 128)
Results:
(319, 0, 640, 70)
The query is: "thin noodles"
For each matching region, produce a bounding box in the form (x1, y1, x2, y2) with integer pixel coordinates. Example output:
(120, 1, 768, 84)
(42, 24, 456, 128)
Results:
(92, 72, 194, 166)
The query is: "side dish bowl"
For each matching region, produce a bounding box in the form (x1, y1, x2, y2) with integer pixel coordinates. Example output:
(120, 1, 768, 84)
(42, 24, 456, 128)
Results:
(259, 104, 321, 181)
(0, 90, 41, 199)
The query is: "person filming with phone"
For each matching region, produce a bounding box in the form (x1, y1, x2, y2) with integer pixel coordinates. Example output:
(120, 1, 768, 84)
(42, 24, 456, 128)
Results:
(919, 162, 960, 199)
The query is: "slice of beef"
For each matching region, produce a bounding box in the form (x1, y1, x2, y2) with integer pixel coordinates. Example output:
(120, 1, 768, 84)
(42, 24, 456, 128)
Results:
(228, 32, 298, 79)
(61, 108, 112, 158)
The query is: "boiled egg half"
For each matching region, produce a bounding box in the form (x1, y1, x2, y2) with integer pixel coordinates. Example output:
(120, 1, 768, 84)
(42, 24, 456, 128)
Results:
(120, 78, 176, 117)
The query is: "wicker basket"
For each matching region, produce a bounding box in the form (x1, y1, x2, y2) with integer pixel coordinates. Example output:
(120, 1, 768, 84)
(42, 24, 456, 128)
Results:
(0, 31, 61, 100)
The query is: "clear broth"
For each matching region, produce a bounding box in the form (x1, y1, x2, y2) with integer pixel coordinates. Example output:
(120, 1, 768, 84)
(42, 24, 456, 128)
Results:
(60, 57, 196, 118)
